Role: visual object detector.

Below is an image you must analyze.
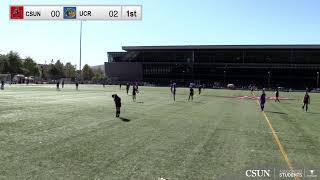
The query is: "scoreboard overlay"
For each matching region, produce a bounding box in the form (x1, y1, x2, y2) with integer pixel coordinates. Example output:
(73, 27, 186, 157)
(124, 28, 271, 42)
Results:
(9, 5, 142, 21)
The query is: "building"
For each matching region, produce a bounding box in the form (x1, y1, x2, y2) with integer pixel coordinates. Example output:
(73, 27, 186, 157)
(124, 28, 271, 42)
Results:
(105, 45, 320, 88)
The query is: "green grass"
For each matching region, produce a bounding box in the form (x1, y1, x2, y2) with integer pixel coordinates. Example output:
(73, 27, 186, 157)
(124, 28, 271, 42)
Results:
(0, 85, 319, 179)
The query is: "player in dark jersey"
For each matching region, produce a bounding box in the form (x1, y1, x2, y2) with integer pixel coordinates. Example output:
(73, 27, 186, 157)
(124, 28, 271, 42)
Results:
(62, 79, 65, 88)
(198, 84, 202, 95)
(126, 83, 130, 94)
(171, 83, 176, 101)
(260, 89, 266, 111)
(112, 94, 121, 117)
(75, 81, 79, 91)
(250, 86, 254, 94)
(188, 87, 194, 101)
(170, 83, 174, 93)
(119, 84, 122, 90)
(302, 91, 310, 112)
(132, 86, 137, 102)
(1, 80, 4, 90)
(56, 81, 60, 90)
(275, 88, 280, 103)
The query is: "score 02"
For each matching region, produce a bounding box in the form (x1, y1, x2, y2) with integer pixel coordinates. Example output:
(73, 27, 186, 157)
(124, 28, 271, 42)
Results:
(104, 6, 121, 20)
(108, 10, 119, 18)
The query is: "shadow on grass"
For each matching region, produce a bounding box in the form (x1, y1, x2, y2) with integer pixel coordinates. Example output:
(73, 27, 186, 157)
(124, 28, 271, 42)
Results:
(119, 117, 131, 122)
(265, 111, 287, 115)
(308, 112, 320, 114)
(192, 101, 205, 104)
(174, 100, 186, 102)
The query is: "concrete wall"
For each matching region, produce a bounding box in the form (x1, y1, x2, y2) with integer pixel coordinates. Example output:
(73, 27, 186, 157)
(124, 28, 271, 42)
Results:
(105, 62, 143, 82)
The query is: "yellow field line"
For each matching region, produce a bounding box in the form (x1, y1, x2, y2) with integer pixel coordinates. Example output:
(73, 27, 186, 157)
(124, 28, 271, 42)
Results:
(253, 92, 299, 180)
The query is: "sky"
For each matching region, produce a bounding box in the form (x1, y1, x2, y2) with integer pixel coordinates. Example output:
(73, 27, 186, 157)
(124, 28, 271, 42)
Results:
(1, 0, 320, 68)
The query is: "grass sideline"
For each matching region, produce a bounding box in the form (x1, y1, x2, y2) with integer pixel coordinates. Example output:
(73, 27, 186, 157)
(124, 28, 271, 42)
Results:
(0, 85, 319, 179)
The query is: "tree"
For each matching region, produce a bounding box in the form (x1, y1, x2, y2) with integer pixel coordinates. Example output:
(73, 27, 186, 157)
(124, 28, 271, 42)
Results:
(48, 64, 59, 80)
(6, 51, 23, 74)
(0, 54, 7, 73)
(22, 57, 40, 77)
(39, 65, 49, 80)
(55, 60, 65, 78)
(64, 62, 76, 79)
(0, 51, 41, 79)
(47, 60, 64, 79)
(82, 64, 94, 81)
(92, 68, 107, 81)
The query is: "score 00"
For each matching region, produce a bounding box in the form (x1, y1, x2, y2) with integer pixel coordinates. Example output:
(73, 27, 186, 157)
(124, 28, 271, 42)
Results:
(50, 10, 61, 18)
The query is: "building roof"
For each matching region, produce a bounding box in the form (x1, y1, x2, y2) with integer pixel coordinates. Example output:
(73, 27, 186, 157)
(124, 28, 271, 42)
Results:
(122, 45, 320, 51)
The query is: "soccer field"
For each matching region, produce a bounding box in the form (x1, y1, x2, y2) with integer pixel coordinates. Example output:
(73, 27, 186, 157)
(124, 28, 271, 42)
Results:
(0, 85, 319, 179)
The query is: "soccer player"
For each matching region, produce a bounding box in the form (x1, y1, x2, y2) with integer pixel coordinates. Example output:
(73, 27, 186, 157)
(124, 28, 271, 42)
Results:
(171, 83, 176, 101)
(75, 81, 79, 91)
(126, 83, 130, 94)
(132, 85, 137, 102)
(112, 94, 121, 117)
(275, 88, 280, 102)
(198, 84, 202, 95)
(302, 91, 310, 112)
(56, 81, 60, 90)
(188, 87, 194, 101)
(62, 79, 65, 89)
(260, 89, 266, 111)
(1, 80, 4, 90)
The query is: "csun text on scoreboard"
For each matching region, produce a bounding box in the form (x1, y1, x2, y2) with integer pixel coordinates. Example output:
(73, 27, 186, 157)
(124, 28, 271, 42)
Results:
(9, 5, 142, 20)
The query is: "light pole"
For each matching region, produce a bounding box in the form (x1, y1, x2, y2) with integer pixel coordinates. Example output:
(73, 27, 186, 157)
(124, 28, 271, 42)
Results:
(79, 21, 83, 81)
(317, 71, 319, 89)
(223, 70, 226, 85)
(268, 71, 271, 89)
(183, 70, 185, 83)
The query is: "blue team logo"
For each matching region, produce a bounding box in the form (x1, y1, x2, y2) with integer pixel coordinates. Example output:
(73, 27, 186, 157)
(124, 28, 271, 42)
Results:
(64, 7, 77, 19)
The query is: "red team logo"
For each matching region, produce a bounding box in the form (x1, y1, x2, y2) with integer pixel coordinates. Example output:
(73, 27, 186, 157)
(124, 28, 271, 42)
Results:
(10, 6, 24, 19)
